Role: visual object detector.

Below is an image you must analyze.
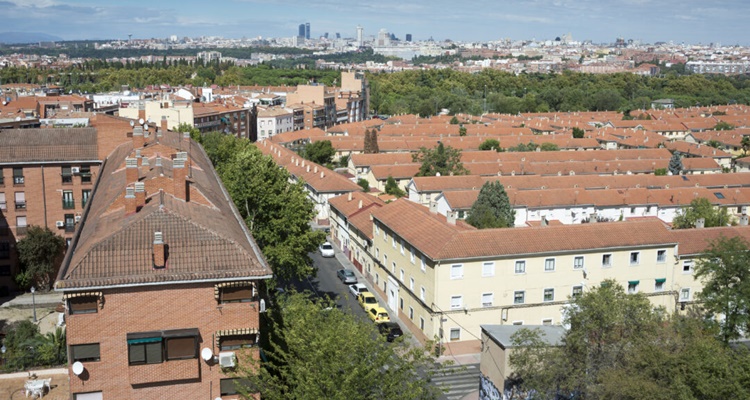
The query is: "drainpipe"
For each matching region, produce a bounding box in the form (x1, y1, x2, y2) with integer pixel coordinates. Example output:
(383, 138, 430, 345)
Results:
(41, 166, 48, 227)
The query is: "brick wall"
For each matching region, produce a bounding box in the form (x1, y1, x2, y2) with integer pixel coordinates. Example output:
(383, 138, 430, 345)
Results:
(66, 282, 261, 399)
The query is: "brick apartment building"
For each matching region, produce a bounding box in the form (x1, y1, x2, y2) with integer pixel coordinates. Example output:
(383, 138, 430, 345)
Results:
(55, 128, 272, 399)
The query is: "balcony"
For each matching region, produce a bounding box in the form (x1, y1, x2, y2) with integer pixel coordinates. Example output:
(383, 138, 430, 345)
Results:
(128, 358, 200, 385)
(65, 224, 75, 233)
(13, 177, 24, 185)
(62, 199, 75, 210)
(15, 201, 26, 210)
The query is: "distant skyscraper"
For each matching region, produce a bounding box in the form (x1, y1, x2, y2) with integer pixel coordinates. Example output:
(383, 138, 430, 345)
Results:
(336, 32, 341, 39)
(356, 25, 364, 47)
(406, 34, 412, 42)
(324, 32, 329, 39)
(305, 23, 310, 40)
(298, 24, 305, 38)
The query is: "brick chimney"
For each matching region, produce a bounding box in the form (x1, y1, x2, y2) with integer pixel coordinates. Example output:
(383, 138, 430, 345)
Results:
(132, 126, 145, 148)
(153, 231, 167, 269)
(173, 158, 188, 201)
(125, 186, 136, 215)
(135, 181, 146, 210)
(125, 157, 138, 184)
(160, 116, 168, 134)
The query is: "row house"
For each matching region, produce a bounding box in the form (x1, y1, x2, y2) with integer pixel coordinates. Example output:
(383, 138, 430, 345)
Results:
(328, 192, 385, 273)
(365, 199, 750, 355)
(256, 107, 294, 141)
(0, 128, 102, 294)
(56, 129, 272, 400)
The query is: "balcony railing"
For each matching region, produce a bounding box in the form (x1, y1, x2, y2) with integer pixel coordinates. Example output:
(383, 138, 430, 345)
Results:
(13, 176, 24, 185)
(62, 199, 75, 209)
(65, 224, 75, 233)
(15, 201, 26, 210)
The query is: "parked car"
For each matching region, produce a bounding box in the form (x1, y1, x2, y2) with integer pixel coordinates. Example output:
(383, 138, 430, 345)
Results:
(368, 306, 390, 323)
(319, 242, 335, 258)
(378, 322, 403, 342)
(357, 292, 378, 312)
(348, 283, 369, 297)
(336, 269, 357, 284)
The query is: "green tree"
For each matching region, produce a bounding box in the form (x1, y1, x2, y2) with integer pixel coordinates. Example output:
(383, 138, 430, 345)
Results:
(539, 142, 559, 151)
(694, 236, 750, 343)
(219, 144, 325, 280)
(458, 125, 467, 136)
(672, 197, 731, 229)
(465, 181, 515, 229)
(240, 291, 446, 400)
(15, 226, 65, 290)
(706, 139, 723, 149)
(668, 151, 683, 175)
(384, 176, 406, 198)
(741, 135, 750, 156)
(714, 121, 734, 131)
(572, 127, 585, 139)
(303, 140, 336, 166)
(412, 142, 469, 177)
(654, 167, 668, 176)
(449, 116, 459, 124)
(357, 178, 370, 192)
(37, 327, 67, 366)
(175, 122, 200, 139)
(478, 139, 502, 151)
(2, 320, 43, 371)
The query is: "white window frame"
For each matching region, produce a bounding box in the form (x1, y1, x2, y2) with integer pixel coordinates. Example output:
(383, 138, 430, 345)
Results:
(630, 251, 640, 265)
(654, 280, 665, 292)
(391, 261, 396, 273)
(574, 256, 584, 269)
(419, 317, 425, 330)
(450, 295, 463, 310)
(512, 321, 524, 326)
(542, 318, 553, 326)
(399, 268, 404, 281)
(449, 328, 461, 341)
(682, 260, 693, 274)
(410, 247, 415, 264)
(481, 293, 493, 308)
(482, 261, 495, 277)
(680, 288, 691, 301)
(514, 260, 526, 274)
(400, 240, 404, 255)
(409, 306, 414, 320)
(627, 282, 638, 294)
(392, 236, 396, 249)
(572, 285, 583, 298)
(544, 258, 556, 272)
(513, 291, 525, 304)
(450, 264, 464, 280)
(602, 253, 612, 267)
(420, 255, 426, 272)
(375, 224, 380, 235)
(543, 288, 554, 302)
(409, 277, 414, 291)
(420, 286, 425, 301)
(656, 249, 667, 263)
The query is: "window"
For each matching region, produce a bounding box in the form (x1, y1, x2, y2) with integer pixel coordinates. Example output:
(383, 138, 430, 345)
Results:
(166, 336, 197, 360)
(400, 239, 404, 255)
(655, 278, 666, 292)
(220, 285, 253, 303)
(449, 328, 461, 341)
(657, 249, 667, 263)
(375, 225, 379, 235)
(450, 295, 463, 310)
(410, 247, 415, 263)
(572, 285, 583, 298)
(627, 281, 639, 294)
(127, 329, 198, 365)
(482, 293, 493, 307)
(399, 268, 404, 281)
(514, 260, 526, 274)
(420, 286, 425, 301)
(544, 258, 555, 272)
(63, 190, 75, 209)
(512, 321, 523, 326)
(682, 260, 693, 274)
(409, 277, 414, 291)
(375, 248, 379, 258)
(80, 166, 91, 183)
(409, 306, 414, 320)
(74, 392, 103, 400)
(220, 378, 254, 396)
(12, 168, 23, 185)
(420, 317, 425, 330)
(70, 343, 100, 362)
(542, 319, 553, 326)
(128, 337, 163, 365)
(574, 256, 584, 269)
(383, 254, 387, 267)
(69, 296, 98, 314)
(220, 334, 256, 351)
(391, 261, 396, 273)
(14, 192, 25, 210)
(543, 288, 554, 302)
(482, 262, 495, 277)
(400, 298, 403, 310)
(16, 216, 27, 236)
(392, 236, 396, 248)
(680, 288, 691, 301)
(421, 255, 426, 272)
(514, 291, 525, 304)
(602, 254, 612, 267)
(62, 167, 73, 184)
(450, 264, 463, 279)
(0, 168, 3, 185)
(82, 190, 91, 208)
(630, 252, 640, 265)
(0, 193, 5, 211)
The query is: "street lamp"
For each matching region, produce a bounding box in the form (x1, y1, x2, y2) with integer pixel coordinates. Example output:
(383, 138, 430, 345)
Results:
(30, 286, 37, 323)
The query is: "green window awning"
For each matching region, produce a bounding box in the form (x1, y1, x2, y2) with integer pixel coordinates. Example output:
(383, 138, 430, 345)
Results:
(127, 337, 161, 345)
(628, 280, 640, 285)
(655, 278, 666, 284)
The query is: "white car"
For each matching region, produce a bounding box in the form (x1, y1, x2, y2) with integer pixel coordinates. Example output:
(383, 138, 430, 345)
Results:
(348, 283, 369, 297)
(319, 242, 335, 258)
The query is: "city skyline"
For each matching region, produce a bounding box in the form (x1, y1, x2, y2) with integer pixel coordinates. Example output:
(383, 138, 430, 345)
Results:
(1, 0, 748, 45)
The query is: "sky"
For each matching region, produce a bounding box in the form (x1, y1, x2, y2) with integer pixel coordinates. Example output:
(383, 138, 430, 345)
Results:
(2, 0, 748, 45)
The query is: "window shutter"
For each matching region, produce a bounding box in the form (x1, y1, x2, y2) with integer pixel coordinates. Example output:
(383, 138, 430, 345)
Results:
(72, 344, 100, 361)
(69, 297, 98, 314)
(167, 337, 196, 360)
(221, 286, 252, 302)
(145, 342, 163, 364)
(129, 343, 146, 364)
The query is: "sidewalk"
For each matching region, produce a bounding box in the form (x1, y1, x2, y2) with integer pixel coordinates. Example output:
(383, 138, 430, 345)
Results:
(1, 292, 63, 308)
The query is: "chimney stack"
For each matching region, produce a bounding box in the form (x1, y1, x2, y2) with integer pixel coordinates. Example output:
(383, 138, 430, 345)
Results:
(173, 159, 188, 201)
(447, 211, 457, 225)
(740, 215, 749, 226)
(348, 192, 353, 201)
(696, 218, 705, 229)
(429, 201, 438, 214)
(160, 116, 168, 134)
(132, 126, 145, 148)
(125, 186, 136, 214)
(358, 199, 363, 209)
(134, 181, 146, 209)
(125, 157, 138, 184)
(153, 231, 167, 269)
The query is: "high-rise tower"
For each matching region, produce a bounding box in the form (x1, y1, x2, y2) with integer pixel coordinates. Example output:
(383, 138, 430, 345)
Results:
(298, 24, 305, 38)
(356, 25, 364, 47)
(305, 23, 310, 39)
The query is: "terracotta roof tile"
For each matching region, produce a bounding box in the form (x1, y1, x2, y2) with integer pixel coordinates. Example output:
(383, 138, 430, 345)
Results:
(0, 128, 99, 162)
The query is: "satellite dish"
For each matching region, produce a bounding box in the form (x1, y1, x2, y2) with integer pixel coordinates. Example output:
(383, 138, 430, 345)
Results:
(72, 361, 84, 376)
(129, 120, 135, 127)
(15, 116, 21, 122)
(2, 101, 6, 106)
(138, 118, 145, 125)
(142, 124, 148, 131)
(201, 347, 213, 362)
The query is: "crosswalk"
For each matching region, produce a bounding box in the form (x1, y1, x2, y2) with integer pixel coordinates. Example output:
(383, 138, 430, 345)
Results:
(431, 363, 480, 400)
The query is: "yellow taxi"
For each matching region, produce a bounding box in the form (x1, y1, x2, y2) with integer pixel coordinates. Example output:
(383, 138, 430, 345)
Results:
(357, 292, 378, 312)
(367, 306, 390, 323)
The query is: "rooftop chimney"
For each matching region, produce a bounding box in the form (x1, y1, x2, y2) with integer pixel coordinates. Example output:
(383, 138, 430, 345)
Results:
(125, 157, 138, 184)
(173, 159, 188, 201)
(429, 201, 438, 214)
(348, 192, 353, 201)
(447, 211, 457, 225)
(125, 186, 136, 214)
(160, 116, 168, 134)
(696, 218, 705, 229)
(153, 231, 167, 269)
(358, 199, 363, 209)
(132, 126, 144, 148)
(134, 181, 146, 210)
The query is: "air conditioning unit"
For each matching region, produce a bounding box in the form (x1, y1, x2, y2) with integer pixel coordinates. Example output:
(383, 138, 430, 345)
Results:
(218, 352, 236, 368)
(74, 216, 82, 223)
(55, 221, 64, 228)
(71, 167, 81, 174)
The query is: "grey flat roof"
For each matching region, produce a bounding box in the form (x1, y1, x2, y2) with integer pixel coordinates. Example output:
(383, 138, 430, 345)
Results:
(481, 325, 566, 349)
